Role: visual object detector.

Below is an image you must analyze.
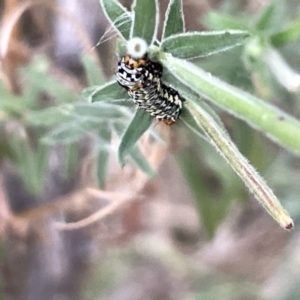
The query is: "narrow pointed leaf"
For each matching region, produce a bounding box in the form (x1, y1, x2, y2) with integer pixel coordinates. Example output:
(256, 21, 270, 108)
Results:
(160, 53, 300, 155)
(21, 61, 75, 104)
(118, 109, 152, 165)
(95, 127, 111, 189)
(74, 102, 129, 119)
(254, 0, 276, 31)
(184, 101, 293, 230)
(270, 20, 300, 47)
(129, 146, 156, 178)
(131, 0, 158, 45)
(162, 0, 185, 40)
(43, 119, 102, 144)
(9, 135, 43, 194)
(25, 105, 74, 126)
(161, 30, 249, 59)
(116, 37, 127, 56)
(99, 0, 131, 40)
(0, 83, 25, 113)
(114, 122, 155, 177)
(81, 53, 105, 86)
(82, 81, 128, 102)
(96, 149, 109, 188)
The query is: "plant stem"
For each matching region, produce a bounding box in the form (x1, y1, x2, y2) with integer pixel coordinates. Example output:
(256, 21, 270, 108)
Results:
(159, 52, 300, 156)
(182, 101, 294, 230)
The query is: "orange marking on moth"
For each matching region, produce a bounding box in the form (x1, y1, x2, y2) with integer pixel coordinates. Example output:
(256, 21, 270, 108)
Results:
(163, 119, 175, 126)
(124, 55, 147, 69)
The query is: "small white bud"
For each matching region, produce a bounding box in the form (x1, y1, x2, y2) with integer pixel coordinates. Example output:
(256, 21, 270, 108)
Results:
(126, 37, 148, 59)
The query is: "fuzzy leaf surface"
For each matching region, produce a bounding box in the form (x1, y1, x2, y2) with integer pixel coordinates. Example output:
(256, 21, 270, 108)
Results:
(99, 0, 131, 40)
(161, 30, 249, 59)
(131, 0, 158, 45)
(118, 109, 153, 165)
(162, 0, 185, 39)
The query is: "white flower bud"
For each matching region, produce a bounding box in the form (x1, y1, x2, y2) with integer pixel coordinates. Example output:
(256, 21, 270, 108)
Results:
(126, 37, 148, 58)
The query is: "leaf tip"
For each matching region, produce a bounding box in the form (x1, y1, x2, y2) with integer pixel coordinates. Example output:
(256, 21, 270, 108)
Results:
(284, 220, 294, 230)
(118, 152, 126, 167)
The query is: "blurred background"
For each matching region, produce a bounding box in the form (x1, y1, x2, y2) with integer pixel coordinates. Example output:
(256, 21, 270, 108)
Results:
(1, 0, 300, 299)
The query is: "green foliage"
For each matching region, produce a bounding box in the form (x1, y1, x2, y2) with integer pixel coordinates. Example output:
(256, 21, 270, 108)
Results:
(81, 54, 105, 86)
(270, 20, 300, 47)
(99, 0, 131, 40)
(118, 109, 152, 166)
(205, 0, 300, 96)
(161, 31, 249, 59)
(162, 0, 185, 39)
(80, 0, 300, 231)
(83, 81, 127, 102)
(0, 56, 80, 195)
(94, 126, 111, 189)
(131, 0, 158, 45)
(161, 54, 300, 155)
(4, 0, 300, 234)
(113, 122, 155, 178)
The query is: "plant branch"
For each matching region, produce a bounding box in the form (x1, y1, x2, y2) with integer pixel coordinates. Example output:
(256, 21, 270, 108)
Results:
(182, 101, 293, 229)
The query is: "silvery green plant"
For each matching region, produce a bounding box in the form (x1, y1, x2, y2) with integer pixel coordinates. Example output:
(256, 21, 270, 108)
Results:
(81, 0, 298, 229)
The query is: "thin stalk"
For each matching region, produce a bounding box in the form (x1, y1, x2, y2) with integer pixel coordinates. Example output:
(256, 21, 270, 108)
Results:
(183, 101, 293, 230)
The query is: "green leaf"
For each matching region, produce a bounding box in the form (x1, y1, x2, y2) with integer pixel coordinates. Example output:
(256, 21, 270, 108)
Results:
(96, 150, 109, 188)
(83, 81, 128, 102)
(129, 145, 156, 178)
(74, 102, 130, 119)
(162, 0, 185, 40)
(25, 105, 74, 126)
(43, 119, 101, 144)
(0, 82, 26, 114)
(116, 37, 127, 56)
(42, 102, 130, 144)
(161, 30, 249, 59)
(95, 127, 111, 189)
(114, 122, 155, 177)
(99, 0, 132, 40)
(180, 107, 206, 141)
(254, 0, 276, 31)
(9, 134, 44, 194)
(131, 0, 158, 45)
(118, 109, 152, 165)
(26, 102, 129, 127)
(204, 11, 247, 31)
(270, 20, 300, 47)
(81, 53, 105, 86)
(160, 53, 300, 156)
(20, 57, 76, 104)
(184, 101, 293, 229)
